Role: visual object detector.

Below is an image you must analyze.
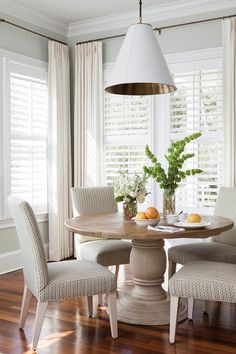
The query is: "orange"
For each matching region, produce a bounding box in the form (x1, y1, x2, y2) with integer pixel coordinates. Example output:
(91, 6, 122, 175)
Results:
(145, 207, 159, 219)
(135, 212, 147, 219)
(187, 213, 201, 223)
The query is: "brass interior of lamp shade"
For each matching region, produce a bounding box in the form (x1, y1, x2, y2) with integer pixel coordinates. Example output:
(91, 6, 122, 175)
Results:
(105, 82, 177, 95)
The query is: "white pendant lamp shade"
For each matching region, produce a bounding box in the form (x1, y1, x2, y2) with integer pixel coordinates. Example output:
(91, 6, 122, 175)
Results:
(105, 23, 176, 95)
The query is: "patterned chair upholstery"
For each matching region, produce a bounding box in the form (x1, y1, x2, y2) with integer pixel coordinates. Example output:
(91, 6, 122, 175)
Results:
(71, 187, 132, 274)
(169, 261, 236, 343)
(168, 187, 236, 278)
(8, 196, 118, 351)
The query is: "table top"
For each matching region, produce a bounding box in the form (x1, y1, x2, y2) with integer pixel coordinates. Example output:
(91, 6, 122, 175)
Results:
(65, 213, 234, 240)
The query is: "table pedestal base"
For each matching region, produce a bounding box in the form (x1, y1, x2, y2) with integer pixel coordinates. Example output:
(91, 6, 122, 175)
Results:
(117, 239, 187, 325)
(117, 292, 187, 325)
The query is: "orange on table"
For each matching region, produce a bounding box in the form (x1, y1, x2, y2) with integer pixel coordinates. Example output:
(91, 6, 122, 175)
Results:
(135, 211, 147, 219)
(187, 213, 202, 223)
(145, 207, 159, 219)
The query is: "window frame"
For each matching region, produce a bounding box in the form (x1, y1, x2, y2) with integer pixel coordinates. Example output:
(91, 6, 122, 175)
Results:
(0, 49, 48, 228)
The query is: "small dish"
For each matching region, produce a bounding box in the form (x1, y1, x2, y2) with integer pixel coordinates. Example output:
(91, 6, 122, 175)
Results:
(173, 221, 211, 229)
(166, 214, 178, 224)
(133, 218, 160, 227)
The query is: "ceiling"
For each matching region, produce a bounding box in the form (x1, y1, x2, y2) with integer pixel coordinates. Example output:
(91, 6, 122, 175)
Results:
(8, 0, 177, 24)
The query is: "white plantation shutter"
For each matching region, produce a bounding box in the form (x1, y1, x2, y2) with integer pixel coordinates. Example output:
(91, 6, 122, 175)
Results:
(170, 68, 223, 211)
(104, 82, 151, 184)
(7, 63, 48, 215)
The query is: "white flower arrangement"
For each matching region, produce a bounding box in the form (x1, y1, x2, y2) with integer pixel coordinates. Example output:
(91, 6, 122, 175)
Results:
(113, 171, 148, 204)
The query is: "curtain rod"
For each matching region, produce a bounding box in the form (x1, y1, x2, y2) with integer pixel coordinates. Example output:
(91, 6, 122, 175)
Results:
(76, 13, 236, 45)
(0, 18, 67, 45)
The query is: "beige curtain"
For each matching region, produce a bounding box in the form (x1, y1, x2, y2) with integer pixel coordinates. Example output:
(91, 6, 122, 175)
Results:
(223, 17, 236, 187)
(48, 41, 72, 261)
(74, 41, 103, 187)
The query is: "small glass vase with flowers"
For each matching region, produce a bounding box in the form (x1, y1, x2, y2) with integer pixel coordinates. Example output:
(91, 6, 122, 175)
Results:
(114, 171, 148, 222)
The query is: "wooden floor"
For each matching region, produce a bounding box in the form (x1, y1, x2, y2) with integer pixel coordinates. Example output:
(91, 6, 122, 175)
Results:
(1, 266, 236, 354)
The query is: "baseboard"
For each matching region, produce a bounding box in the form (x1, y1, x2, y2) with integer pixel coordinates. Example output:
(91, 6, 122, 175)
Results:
(0, 243, 49, 275)
(0, 250, 22, 275)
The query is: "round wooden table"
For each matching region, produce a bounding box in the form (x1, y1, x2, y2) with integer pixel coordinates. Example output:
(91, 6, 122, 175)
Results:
(65, 213, 233, 326)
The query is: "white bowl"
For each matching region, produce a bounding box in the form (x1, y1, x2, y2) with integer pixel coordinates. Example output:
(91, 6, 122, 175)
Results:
(133, 218, 160, 227)
(166, 214, 178, 224)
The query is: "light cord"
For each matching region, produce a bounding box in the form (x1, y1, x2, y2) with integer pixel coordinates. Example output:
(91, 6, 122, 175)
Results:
(139, 0, 142, 23)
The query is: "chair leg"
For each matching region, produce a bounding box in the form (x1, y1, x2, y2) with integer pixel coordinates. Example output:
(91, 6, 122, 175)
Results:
(168, 260, 177, 280)
(107, 292, 118, 339)
(115, 265, 120, 280)
(188, 298, 194, 320)
(169, 296, 179, 344)
(32, 301, 48, 351)
(19, 285, 33, 329)
(87, 296, 93, 317)
(98, 294, 103, 306)
(203, 300, 209, 314)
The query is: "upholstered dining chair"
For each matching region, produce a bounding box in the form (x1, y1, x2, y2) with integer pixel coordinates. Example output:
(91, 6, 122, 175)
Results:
(169, 260, 236, 343)
(168, 187, 236, 279)
(8, 196, 118, 352)
(71, 186, 132, 280)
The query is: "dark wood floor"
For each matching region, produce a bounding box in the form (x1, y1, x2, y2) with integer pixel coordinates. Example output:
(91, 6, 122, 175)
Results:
(1, 266, 236, 354)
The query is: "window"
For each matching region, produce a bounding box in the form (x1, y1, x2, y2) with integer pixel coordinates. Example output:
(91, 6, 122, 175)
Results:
(103, 49, 223, 214)
(0, 51, 48, 220)
(168, 49, 223, 213)
(103, 67, 151, 185)
(170, 69, 223, 210)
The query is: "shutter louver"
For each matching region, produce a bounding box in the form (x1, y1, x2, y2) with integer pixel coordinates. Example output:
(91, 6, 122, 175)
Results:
(10, 73, 48, 213)
(170, 69, 223, 209)
(104, 91, 150, 184)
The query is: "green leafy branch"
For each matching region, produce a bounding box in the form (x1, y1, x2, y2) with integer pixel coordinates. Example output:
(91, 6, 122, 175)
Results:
(143, 132, 203, 194)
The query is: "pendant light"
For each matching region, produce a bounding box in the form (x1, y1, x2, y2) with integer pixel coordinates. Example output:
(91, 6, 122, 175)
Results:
(105, 0, 176, 95)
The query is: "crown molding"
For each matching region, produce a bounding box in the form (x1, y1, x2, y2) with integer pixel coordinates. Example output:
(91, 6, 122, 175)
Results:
(68, 0, 236, 39)
(0, 0, 67, 38)
(0, 0, 235, 41)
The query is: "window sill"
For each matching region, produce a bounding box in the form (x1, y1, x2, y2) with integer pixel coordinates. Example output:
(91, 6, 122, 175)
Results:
(0, 213, 48, 230)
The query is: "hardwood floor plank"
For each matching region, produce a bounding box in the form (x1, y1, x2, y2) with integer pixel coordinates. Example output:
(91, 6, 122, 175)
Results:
(1, 267, 236, 354)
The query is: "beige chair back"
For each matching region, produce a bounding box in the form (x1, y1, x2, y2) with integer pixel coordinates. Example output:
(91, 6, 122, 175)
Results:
(71, 186, 118, 243)
(213, 187, 236, 245)
(8, 196, 48, 295)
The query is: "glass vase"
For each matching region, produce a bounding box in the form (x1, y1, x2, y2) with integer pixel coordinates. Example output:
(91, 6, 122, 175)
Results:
(123, 200, 137, 222)
(163, 189, 176, 218)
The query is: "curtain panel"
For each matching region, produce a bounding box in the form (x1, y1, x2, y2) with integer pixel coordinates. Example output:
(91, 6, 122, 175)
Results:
(74, 41, 103, 187)
(223, 17, 236, 187)
(48, 41, 73, 261)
